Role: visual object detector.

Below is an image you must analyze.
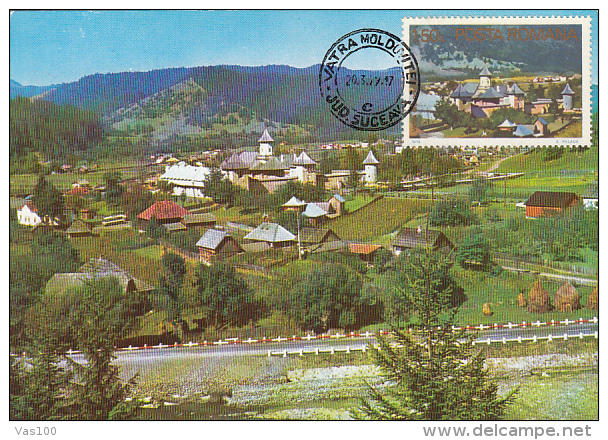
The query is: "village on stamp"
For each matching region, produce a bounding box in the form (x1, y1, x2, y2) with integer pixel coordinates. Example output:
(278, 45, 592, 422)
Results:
(9, 10, 598, 424)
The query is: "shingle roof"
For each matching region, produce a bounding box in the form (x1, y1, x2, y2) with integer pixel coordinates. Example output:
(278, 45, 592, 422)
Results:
(221, 153, 250, 170)
(391, 227, 445, 249)
(536, 117, 548, 125)
(302, 202, 328, 218)
(282, 196, 306, 208)
(479, 64, 492, 76)
(293, 152, 318, 166)
(498, 119, 516, 128)
(308, 240, 347, 253)
(244, 222, 296, 243)
(163, 222, 187, 232)
(137, 200, 192, 221)
(259, 129, 274, 142)
(250, 156, 287, 171)
(241, 242, 272, 253)
(65, 186, 90, 196)
(508, 83, 525, 95)
(477, 87, 504, 99)
(348, 243, 382, 255)
(66, 219, 92, 235)
(561, 83, 575, 95)
(524, 191, 578, 208)
(160, 162, 211, 183)
(181, 213, 216, 225)
(299, 227, 339, 244)
(196, 229, 230, 250)
(72, 257, 154, 293)
(331, 194, 346, 203)
(362, 150, 380, 165)
(450, 84, 470, 98)
(513, 125, 534, 137)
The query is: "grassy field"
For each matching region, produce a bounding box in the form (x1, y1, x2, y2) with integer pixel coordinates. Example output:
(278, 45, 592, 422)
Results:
(344, 194, 375, 213)
(496, 148, 597, 175)
(452, 269, 597, 326)
(327, 197, 431, 241)
(10, 158, 162, 194)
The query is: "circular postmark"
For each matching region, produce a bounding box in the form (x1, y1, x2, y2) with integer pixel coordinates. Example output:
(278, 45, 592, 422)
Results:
(319, 28, 420, 131)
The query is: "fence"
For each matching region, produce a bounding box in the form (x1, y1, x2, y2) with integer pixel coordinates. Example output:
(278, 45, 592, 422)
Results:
(60, 316, 597, 357)
(494, 252, 597, 277)
(158, 239, 199, 261)
(225, 221, 255, 232)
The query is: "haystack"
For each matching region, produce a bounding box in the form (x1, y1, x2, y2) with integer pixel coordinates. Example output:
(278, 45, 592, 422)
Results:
(482, 303, 493, 316)
(527, 280, 552, 313)
(587, 285, 598, 310)
(554, 281, 581, 312)
(517, 291, 527, 307)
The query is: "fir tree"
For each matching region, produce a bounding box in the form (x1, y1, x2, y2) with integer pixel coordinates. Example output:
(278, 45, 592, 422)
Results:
(355, 250, 517, 420)
(32, 174, 64, 225)
(66, 278, 140, 420)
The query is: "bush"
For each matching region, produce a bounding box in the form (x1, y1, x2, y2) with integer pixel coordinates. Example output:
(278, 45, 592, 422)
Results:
(429, 199, 478, 227)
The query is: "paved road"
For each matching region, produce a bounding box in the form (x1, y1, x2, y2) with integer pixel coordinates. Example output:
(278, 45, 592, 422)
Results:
(66, 322, 598, 365)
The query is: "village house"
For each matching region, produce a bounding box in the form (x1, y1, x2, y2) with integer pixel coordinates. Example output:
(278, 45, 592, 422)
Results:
(45, 257, 155, 296)
(17, 201, 62, 227)
(282, 196, 307, 212)
(65, 219, 93, 238)
(243, 222, 296, 248)
(299, 227, 341, 247)
(196, 229, 243, 264)
(348, 243, 383, 264)
(158, 161, 211, 199)
(137, 200, 192, 229)
(302, 202, 328, 227)
(524, 191, 579, 218)
(180, 213, 217, 228)
(390, 226, 454, 256)
(328, 194, 346, 216)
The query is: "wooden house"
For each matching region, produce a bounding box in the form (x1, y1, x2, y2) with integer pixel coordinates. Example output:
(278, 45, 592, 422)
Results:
(524, 191, 578, 218)
(45, 257, 155, 296)
(302, 202, 328, 228)
(180, 213, 217, 228)
(390, 227, 454, 256)
(348, 243, 383, 263)
(244, 222, 296, 248)
(66, 219, 92, 238)
(299, 227, 341, 247)
(196, 229, 243, 264)
(328, 194, 346, 216)
(137, 200, 192, 228)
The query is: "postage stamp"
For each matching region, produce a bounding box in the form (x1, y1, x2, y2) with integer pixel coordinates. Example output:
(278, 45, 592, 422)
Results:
(319, 28, 420, 131)
(402, 13, 593, 148)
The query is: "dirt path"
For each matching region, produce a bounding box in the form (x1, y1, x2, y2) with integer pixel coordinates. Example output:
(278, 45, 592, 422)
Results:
(486, 153, 521, 172)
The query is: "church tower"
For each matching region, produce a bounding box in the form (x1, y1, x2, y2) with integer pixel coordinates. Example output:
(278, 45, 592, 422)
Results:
(258, 129, 274, 162)
(363, 150, 379, 183)
(479, 64, 492, 90)
(561, 83, 575, 111)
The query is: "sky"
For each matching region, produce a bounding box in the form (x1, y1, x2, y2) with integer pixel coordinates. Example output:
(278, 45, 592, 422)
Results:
(10, 9, 599, 86)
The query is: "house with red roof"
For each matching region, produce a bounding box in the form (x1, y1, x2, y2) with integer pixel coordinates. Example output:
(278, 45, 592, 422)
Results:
(136, 200, 192, 228)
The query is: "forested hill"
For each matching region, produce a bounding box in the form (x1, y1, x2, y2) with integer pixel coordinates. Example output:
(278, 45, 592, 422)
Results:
(413, 24, 582, 79)
(10, 97, 105, 162)
(16, 65, 324, 117)
(12, 64, 402, 141)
